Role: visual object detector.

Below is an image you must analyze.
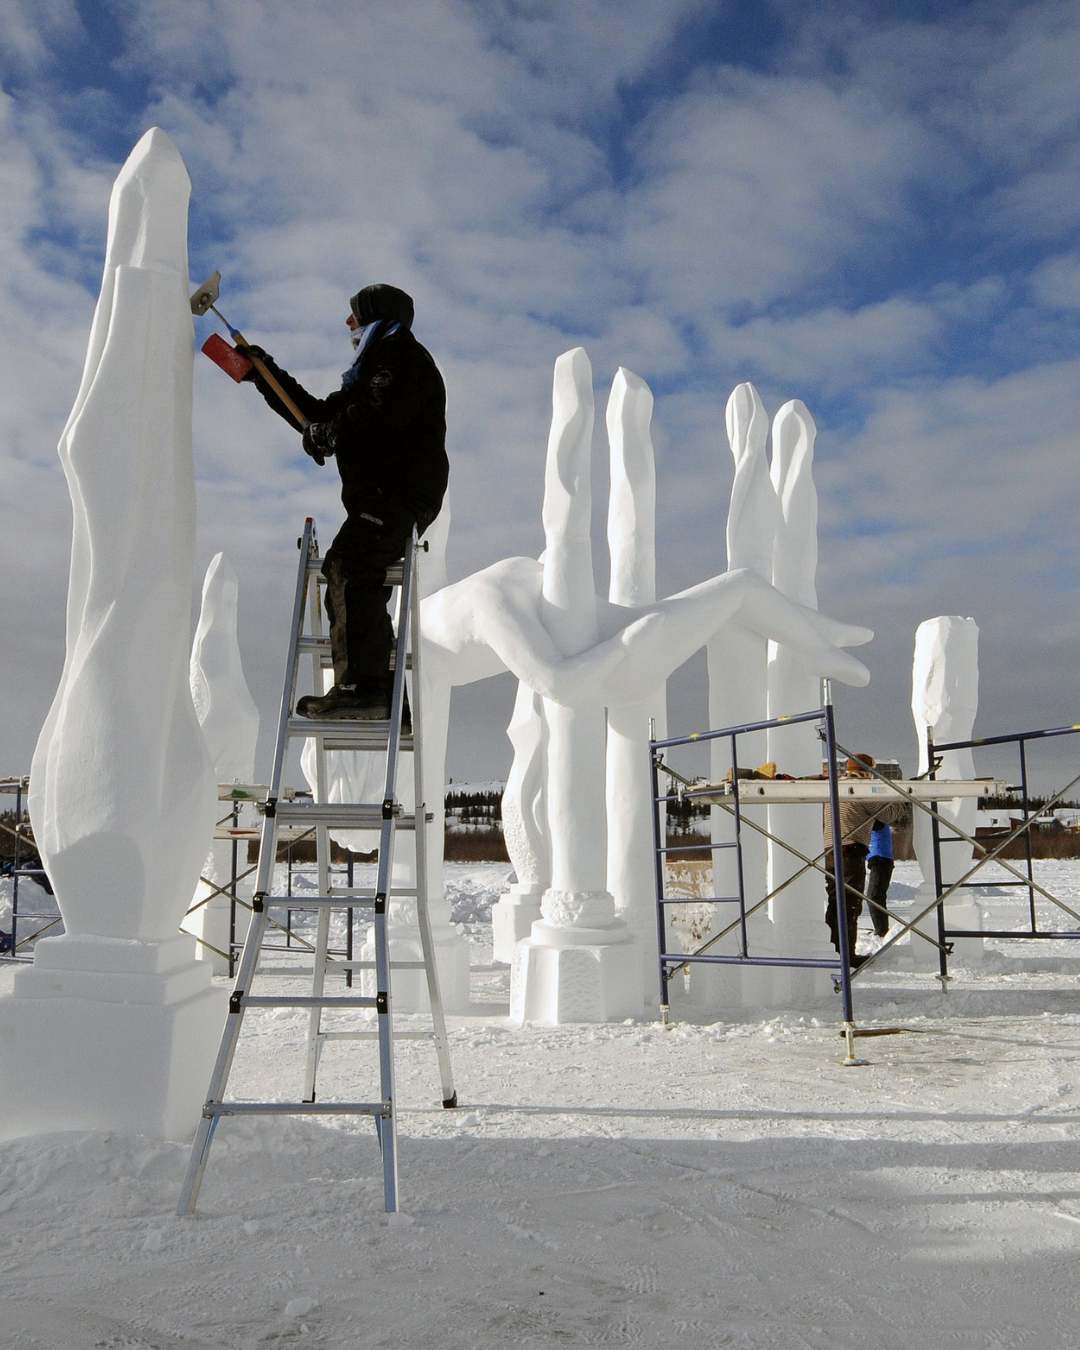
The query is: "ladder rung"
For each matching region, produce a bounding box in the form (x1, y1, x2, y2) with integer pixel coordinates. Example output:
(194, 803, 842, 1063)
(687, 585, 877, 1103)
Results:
(273, 802, 416, 829)
(207, 1100, 389, 1117)
(240, 995, 378, 1008)
(262, 894, 376, 909)
(285, 718, 414, 750)
(306, 556, 404, 585)
(318, 1030, 433, 1042)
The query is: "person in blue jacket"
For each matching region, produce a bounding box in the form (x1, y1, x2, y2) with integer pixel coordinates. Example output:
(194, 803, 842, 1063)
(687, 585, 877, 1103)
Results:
(865, 820, 894, 937)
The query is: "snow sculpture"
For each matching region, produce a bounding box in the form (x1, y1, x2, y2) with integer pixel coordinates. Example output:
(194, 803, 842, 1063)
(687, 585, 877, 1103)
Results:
(510, 355, 874, 1022)
(0, 129, 227, 1140)
(512, 349, 639, 1022)
(184, 552, 260, 974)
(491, 680, 548, 963)
(765, 401, 832, 995)
(604, 368, 665, 997)
(694, 385, 778, 1009)
(912, 617, 984, 961)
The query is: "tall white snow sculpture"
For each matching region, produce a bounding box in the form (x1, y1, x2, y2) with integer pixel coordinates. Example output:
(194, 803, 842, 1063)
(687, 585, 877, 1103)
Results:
(511, 349, 639, 1022)
(185, 552, 260, 974)
(604, 368, 666, 997)
(0, 129, 227, 1140)
(695, 384, 778, 1010)
(491, 679, 549, 963)
(764, 401, 832, 997)
(912, 616, 984, 962)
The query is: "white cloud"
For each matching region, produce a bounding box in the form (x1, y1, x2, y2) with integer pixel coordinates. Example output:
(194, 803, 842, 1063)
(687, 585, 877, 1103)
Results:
(1030, 252, 1080, 311)
(4, 1, 1080, 791)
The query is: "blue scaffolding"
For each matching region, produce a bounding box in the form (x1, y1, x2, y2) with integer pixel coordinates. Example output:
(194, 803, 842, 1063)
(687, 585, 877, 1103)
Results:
(649, 705, 868, 1065)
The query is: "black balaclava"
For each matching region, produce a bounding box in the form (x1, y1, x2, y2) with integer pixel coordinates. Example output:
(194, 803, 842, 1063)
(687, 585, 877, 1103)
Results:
(349, 284, 414, 331)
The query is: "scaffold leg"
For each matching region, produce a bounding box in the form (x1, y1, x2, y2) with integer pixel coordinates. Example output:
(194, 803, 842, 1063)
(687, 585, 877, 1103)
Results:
(841, 1022, 869, 1067)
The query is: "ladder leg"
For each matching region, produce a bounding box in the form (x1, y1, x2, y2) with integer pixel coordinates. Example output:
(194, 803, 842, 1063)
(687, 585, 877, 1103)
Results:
(302, 850, 332, 1101)
(177, 904, 270, 1215)
(408, 533, 457, 1109)
(415, 892, 456, 1107)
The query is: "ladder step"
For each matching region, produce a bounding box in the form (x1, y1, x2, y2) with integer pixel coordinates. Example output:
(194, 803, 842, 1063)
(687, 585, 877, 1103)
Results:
(262, 894, 376, 909)
(241, 995, 379, 1008)
(306, 556, 404, 585)
(273, 802, 416, 829)
(285, 718, 414, 751)
(207, 1100, 389, 1117)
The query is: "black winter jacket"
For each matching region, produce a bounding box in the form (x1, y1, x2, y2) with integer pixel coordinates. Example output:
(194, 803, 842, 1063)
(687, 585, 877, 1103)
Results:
(251, 330, 448, 531)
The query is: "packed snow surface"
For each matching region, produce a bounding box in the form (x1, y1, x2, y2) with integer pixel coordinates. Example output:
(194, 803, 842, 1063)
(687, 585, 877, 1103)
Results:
(3, 861, 1080, 1347)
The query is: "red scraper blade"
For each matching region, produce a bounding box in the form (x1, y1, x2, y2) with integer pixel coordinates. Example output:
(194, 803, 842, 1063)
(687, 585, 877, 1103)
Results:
(202, 333, 253, 383)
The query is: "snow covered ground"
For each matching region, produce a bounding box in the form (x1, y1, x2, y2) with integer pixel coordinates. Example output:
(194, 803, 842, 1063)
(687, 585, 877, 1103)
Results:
(3, 861, 1080, 1347)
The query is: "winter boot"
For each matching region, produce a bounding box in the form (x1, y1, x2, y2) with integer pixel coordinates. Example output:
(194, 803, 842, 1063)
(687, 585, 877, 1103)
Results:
(296, 684, 390, 721)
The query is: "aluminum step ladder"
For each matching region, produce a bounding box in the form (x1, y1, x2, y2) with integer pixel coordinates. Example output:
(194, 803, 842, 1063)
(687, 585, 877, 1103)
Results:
(178, 517, 457, 1217)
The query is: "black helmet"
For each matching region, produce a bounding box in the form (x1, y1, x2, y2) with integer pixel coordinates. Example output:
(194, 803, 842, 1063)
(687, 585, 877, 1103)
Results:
(349, 283, 414, 330)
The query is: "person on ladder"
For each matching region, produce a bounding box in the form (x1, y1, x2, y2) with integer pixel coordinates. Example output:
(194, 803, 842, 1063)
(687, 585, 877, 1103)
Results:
(241, 283, 448, 722)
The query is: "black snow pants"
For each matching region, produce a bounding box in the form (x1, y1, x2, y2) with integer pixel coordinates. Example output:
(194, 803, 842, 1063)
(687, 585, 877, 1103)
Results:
(865, 856, 894, 937)
(321, 498, 415, 692)
(824, 842, 868, 959)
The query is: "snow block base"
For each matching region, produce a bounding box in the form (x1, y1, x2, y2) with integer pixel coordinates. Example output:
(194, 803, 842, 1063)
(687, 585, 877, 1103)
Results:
(0, 933, 228, 1141)
(491, 885, 544, 965)
(359, 922, 471, 1014)
(510, 920, 639, 1024)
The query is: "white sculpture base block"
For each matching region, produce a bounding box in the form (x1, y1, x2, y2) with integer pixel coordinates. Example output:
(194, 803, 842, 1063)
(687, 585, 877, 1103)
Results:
(0, 933, 227, 1140)
(491, 885, 544, 965)
(510, 919, 640, 1024)
(185, 891, 249, 977)
(359, 918, 470, 1014)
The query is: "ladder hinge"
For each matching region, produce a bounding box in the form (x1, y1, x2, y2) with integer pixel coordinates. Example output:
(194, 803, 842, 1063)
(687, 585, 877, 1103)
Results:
(374, 891, 387, 915)
(264, 799, 277, 819)
(251, 892, 265, 913)
(229, 990, 244, 1014)
(376, 991, 388, 1014)
(382, 798, 394, 820)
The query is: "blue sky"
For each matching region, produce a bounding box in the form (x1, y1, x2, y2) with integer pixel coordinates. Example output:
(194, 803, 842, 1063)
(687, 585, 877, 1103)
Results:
(3, 0, 1080, 788)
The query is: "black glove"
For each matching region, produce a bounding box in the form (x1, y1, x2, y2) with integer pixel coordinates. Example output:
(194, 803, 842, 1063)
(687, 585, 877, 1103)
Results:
(238, 343, 270, 382)
(302, 421, 335, 466)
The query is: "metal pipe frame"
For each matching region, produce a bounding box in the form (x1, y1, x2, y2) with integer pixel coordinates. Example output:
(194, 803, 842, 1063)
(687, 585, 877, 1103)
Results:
(922, 721, 1080, 984)
(650, 705, 861, 1056)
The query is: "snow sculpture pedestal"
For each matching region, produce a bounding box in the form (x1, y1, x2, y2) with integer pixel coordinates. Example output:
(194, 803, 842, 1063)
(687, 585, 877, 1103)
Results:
(493, 884, 545, 964)
(510, 895, 638, 1024)
(0, 934, 224, 1139)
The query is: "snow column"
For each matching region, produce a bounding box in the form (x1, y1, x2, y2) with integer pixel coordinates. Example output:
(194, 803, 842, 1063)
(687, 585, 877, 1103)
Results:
(511, 348, 638, 1023)
(912, 616, 984, 962)
(605, 367, 665, 1009)
(491, 680, 549, 963)
(0, 129, 227, 1141)
(765, 401, 833, 994)
(697, 383, 777, 1009)
(185, 552, 260, 974)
